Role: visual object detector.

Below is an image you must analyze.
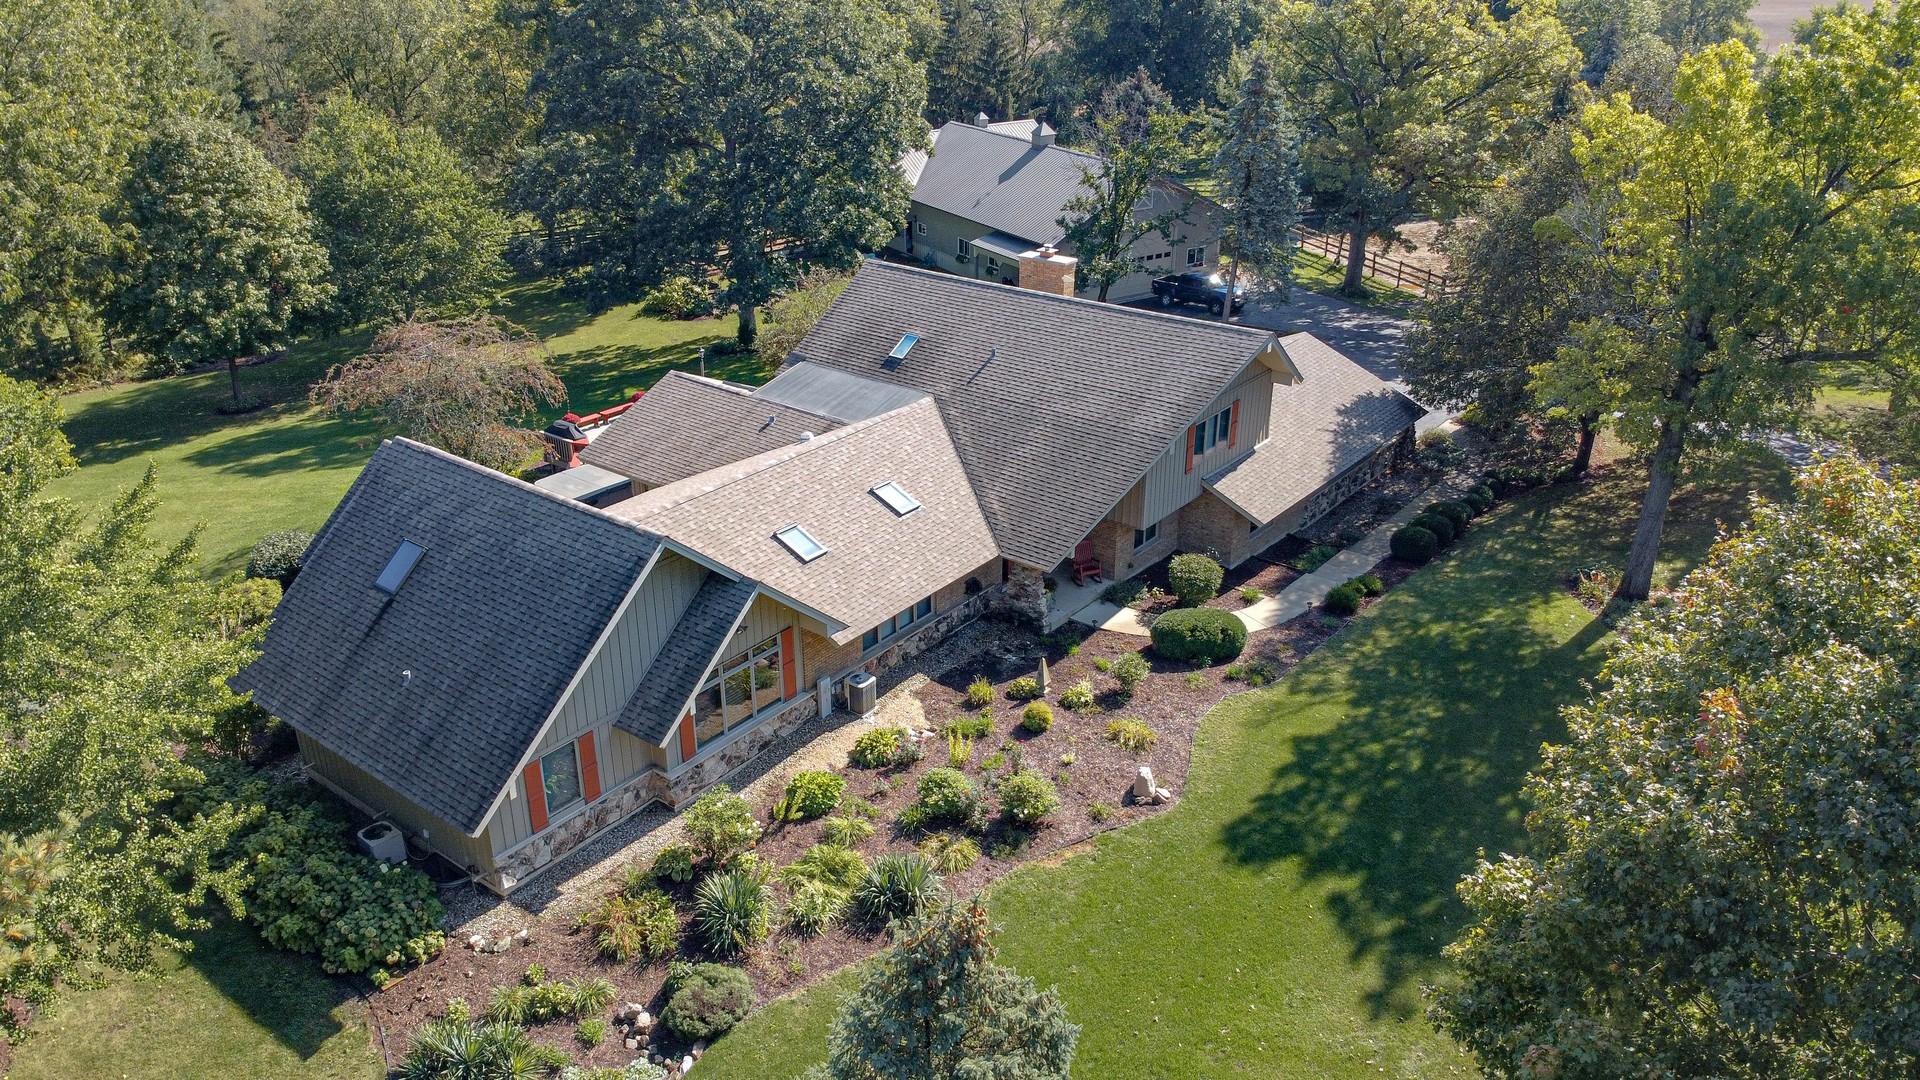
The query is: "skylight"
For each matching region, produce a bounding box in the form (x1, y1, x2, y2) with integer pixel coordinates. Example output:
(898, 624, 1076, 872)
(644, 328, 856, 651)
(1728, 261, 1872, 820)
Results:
(887, 333, 919, 361)
(374, 540, 424, 594)
(774, 524, 828, 563)
(871, 481, 922, 516)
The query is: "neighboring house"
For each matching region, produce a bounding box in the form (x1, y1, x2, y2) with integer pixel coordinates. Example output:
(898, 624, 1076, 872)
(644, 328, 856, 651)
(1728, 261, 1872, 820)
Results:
(233, 258, 1419, 895)
(892, 115, 1221, 302)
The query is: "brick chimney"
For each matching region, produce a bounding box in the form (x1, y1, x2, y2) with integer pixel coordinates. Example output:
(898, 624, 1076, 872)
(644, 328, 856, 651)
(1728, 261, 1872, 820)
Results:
(1016, 246, 1078, 298)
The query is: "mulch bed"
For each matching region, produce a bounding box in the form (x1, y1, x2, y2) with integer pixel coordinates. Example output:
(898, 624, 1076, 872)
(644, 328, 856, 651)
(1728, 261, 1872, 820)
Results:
(363, 585, 1407, 1071)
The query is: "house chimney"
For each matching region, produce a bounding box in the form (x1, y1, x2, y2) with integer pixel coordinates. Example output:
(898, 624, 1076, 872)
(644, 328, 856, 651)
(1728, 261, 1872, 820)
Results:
(1030, 121, 1056, 148)
(1016, 245, 1078, 298)
(972, 111, 990, 128)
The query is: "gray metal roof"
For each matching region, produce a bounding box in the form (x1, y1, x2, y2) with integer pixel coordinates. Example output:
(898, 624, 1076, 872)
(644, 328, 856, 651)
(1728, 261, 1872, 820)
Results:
(1204, 334, 1425, 523)
(231, 439, 660, 835)
(533, 463, 632, 503)
(614, 575, 759, 744)
(909, 121, 1103, 247)
(582, 371, 844, 488)
(753, 362, 928, 423)
(791, 260, 1278, 568)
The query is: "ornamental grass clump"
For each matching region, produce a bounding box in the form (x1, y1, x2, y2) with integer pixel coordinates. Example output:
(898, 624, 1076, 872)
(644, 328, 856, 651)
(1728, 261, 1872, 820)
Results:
(1058, 680, 1097, 712)
(850, 726, 907, 768)
(692, 867, 771, 957)
(853, 853, 944, 924)
(1104, 718, 1157, 753)
(964, 675, 995, 707)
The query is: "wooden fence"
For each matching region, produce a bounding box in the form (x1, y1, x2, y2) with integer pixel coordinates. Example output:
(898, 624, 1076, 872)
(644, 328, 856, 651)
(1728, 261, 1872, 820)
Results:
(1297, 226, 1448, 297)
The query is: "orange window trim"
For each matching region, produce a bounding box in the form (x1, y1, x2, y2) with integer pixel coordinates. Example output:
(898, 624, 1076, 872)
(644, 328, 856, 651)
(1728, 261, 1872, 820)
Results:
(1228, 399, 1241, 448)
(523, 761, 549, 833)
(678, 711, 695, 762)
(1184, 425, 1196, 474)
(778, 627, 797, 699)
(576, 732, 602, 802)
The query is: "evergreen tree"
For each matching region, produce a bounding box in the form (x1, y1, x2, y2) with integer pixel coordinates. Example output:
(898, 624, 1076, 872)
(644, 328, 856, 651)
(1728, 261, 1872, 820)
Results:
(1210, 55, 1300, 319)
(805, 897, 1078, 1080)
(109, 117, 333, 396)
(296, 96, 507, 325)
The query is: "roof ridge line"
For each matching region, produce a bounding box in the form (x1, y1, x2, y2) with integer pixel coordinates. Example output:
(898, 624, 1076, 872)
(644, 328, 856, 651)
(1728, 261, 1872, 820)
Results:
(386, 437, 662, 537)
(864, 260, 1274, 338)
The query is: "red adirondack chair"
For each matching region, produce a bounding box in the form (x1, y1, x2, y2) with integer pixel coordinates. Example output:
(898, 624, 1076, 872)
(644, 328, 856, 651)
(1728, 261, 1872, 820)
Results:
(1070, 540, 1104, 586)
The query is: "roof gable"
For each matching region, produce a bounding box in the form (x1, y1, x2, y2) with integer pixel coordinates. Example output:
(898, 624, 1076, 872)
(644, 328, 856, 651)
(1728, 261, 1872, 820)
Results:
(790, 260, 1276, 567)
(908, 122, 1102, 246)
(231, 439, 660, 835)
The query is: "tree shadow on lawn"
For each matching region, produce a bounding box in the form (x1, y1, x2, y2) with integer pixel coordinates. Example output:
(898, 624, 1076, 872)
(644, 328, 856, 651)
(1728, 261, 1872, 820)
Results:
(1219, 490, 1615, 1021)
(551, 338, 765, 411)
(180, 916, 354, 1061)
(179, 410, 385, 477)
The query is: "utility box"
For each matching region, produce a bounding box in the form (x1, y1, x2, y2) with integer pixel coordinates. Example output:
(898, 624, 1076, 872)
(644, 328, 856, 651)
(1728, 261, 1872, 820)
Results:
(846, 671, 878, 715)
(357, 820, 408, 865)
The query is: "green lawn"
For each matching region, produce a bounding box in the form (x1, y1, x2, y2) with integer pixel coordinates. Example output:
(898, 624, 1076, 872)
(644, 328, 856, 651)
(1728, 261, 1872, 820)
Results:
(4, 918, 384, 1080)
(1290, 248, 1421, 308)
(46, 279, 744, 576)
(697, 462, 1788, 1079)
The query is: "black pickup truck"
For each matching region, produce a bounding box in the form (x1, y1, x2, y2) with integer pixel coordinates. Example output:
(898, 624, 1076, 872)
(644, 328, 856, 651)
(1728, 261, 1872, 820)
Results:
(1151, 272, 1246, 314)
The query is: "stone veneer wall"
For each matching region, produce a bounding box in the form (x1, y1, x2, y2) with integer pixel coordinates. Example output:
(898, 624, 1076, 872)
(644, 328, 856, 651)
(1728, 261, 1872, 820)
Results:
(993, 563, 1048, 624)
(492, 764, 673, 893)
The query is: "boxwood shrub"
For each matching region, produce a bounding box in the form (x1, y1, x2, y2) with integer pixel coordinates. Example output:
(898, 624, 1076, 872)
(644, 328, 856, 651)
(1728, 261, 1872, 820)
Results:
(1430, 500, 1472, 527)
(1410, 512, 1457, 545)
(1322, 583, 1362, 616)
(1149, 607, 1247, 664)
(1390, 525, 1440, 562)
(1461, 487, 1493, 514)
(1167, 553, 1224, 605)
(662, 962, 755, 1039)
(1020, 702, 1054, 733)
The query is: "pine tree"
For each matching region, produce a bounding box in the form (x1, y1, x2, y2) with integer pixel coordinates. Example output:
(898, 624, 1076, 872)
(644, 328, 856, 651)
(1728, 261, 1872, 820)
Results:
(1210, 54, 1299, 319)
(805, 897, 1078, 1080)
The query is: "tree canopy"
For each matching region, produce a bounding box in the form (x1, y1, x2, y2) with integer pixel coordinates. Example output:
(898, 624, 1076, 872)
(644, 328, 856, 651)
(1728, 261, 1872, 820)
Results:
(805, 897, 1078, 1080)
(1534, 7, 1920, 599)
(529, 0, 927, 346)
(1434, 456, 1920, 1077)
(109, 116, 333, 390)
(1059, 71, 1189, 303)
(1267, 0, 1578, 296)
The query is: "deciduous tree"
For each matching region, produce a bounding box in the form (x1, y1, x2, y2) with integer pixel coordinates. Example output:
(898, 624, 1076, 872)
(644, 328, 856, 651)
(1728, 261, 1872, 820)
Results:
(296, 96, 507, 325)
(310, 315, 565, 471)
(1534, 8, 1920, 599)
(1268, 0, 1578, 297)
(1211, 54, 1300, 318)
(804, 897, 1078, 1080)
(1434, 456, 1920, 1078)
(530, 0, 927, 347)
(1063, 0, 1257, 108)
(109, 117, 333, 397)
(0, 374, 261, 1039)
(1059, 72, 1189, 303)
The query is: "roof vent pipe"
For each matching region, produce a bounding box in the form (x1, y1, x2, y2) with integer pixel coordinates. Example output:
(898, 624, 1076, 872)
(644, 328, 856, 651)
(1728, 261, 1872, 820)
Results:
(799, 431, 815, 442)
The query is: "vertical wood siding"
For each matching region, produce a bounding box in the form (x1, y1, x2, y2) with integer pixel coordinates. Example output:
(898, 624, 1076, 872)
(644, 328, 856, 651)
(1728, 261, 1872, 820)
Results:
(296, 731, 495, 872)
(1110, 364, 1274, 529)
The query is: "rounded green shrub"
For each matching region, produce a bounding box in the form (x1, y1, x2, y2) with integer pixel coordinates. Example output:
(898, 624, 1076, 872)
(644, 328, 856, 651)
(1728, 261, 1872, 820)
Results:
(1167, 553, 1224, 606)
(1410, 512, 1457, 545)
(1391, 525, 1440, 562)
(640, 275, 713, 319)
(246, 530, 314, 586)
(915, 767, 980, 824)
(1005, 676, 1042, 701)
(1020, 702, 1054, 734)
(662, 962, 754, 1039)
(778, 844, 867, 891)
(998, 771, 1061, 825)
(945, 712, 993, 739)
(1354, 573, 1384, 596)
(850, 726, 906, 768)
(682, 785, 761, 866)
(1322, 583, 1362, 616)
(1430, 500, 1472, 528)
(777, 769, 845, 821)
(1149, 607, 1248, 664)
(1462, 488, 1493, 514)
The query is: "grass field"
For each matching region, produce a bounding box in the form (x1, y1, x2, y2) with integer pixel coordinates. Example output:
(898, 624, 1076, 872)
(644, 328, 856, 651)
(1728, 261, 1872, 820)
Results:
(697, 459, 1789, 1079)
(4, 918, 384, 1080)
(46, 280, 744, 576)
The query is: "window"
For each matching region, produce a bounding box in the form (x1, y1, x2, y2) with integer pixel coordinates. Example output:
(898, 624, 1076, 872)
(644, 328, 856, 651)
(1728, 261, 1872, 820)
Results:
(374, 540, 424, 594)
(862, 595, 935, 651)
(1192, 407, 1232, 456)
(888, 333, 919, 361)
(539, 743, 583, 816)
(915, 221, 927, 235)
(1133, 521, 1160, 550)
(1186, 245, 1207, 267)
(957, 238, 974, 258)
(985, 257, 1001, 277)
(689, 632, 787, 756)
(871, 481, 921, 516)
(774, 524, 827, 562)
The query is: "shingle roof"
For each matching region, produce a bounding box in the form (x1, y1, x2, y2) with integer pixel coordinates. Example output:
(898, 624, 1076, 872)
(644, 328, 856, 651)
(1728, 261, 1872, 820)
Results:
(581, 371, 843, 488)
(791, 259, 1278, 568)
(908, 122, 1103, 246)
(230, 438, 660, 835)
(1204, 333, 1425, 523)
(614, 575, 758, 744)
(605, 397, 1001, 645)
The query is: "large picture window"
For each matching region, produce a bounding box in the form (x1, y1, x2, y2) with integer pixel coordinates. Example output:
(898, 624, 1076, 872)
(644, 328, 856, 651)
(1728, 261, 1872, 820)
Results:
(689, 632, 786, 756)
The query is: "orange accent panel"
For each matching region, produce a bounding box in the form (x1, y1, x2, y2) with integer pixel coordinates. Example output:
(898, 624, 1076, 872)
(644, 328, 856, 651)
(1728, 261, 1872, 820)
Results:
(1229, 399, 1241, 448)
(1184, 425, 1196, 473)
(524, 762, 548, 833)
(679, 712, 696, 761)
(779, 628, 797, 699)
(576, 732, 601, 802)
